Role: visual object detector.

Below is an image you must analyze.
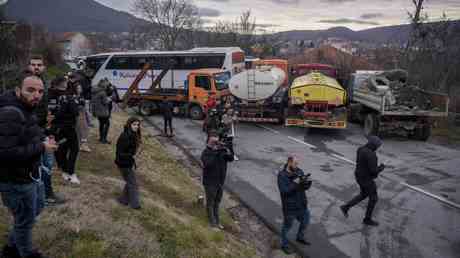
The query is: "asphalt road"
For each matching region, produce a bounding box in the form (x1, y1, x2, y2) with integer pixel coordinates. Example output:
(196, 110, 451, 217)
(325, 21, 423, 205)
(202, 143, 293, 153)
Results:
(144, 114, 460, 258)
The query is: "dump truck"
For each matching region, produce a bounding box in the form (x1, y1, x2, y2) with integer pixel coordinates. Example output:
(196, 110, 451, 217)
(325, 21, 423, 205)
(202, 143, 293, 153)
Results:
(285, 71, 348, 129)
(123, 63, 230, 120)
(347, 69, 449, 140)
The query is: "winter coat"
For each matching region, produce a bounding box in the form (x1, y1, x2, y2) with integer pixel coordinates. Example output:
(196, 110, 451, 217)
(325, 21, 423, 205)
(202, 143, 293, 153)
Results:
(0, 91, 45, 184)
(115, 128, 139, 168)
(278, 166, 308, 216)
(49, 88, 82, 131)
(161, 101, 174, 118)
(355, 140, 384, 183)
(92, 85, 110, 118)
(35, 75, 49, 128)
(201, 146, 233, 187)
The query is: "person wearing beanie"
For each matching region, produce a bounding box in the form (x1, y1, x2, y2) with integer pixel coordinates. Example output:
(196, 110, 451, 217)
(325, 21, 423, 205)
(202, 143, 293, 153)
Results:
(340, 135, 385, 226)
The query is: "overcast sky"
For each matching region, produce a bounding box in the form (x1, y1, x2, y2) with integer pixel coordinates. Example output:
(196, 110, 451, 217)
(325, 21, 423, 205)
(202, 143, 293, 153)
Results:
(95, 0, 460, 31)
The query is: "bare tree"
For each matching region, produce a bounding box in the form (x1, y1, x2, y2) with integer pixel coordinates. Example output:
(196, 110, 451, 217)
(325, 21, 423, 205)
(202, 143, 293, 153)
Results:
(133, 0, 202, 50)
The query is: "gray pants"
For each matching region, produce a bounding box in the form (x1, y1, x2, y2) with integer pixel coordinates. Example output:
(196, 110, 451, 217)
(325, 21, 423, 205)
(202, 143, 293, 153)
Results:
(118, 167, 140, 209)
(204, 185, 223, 226)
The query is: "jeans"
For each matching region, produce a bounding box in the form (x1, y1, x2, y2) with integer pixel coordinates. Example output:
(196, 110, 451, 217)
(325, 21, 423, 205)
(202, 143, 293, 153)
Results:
(98, 116, 110, 141)
(40, 152, 55, 198)
(118, 167, 140, 209)
(204, 185, 223, 226)
(281, 209, 310, 248)
(0, 181, 44, 257)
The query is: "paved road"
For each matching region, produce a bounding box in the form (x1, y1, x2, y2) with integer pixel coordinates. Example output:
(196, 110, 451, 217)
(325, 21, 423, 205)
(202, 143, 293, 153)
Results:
(145, 115, 460, 258)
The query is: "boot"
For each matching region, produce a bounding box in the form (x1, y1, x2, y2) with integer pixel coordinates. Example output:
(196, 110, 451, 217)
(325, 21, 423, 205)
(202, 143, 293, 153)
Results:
(340, 205, 349, 218)
(363, 218, 379, 226)
(1, 244, 20, 258)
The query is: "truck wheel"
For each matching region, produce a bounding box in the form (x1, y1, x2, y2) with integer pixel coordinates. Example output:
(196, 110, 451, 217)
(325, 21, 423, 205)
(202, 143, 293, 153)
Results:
(189, 105, 204, 120)
(415, 124, 431, 141)
(364, 113, 379, 136)
(138, 101, 154, 116)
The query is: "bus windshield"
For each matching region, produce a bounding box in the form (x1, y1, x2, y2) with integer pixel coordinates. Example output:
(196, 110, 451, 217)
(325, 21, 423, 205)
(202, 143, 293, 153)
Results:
(214, 72, 231, 90)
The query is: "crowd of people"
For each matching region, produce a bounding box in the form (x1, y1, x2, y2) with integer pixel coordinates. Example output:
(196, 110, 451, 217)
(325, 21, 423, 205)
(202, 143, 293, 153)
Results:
(0, 55, 387, 258)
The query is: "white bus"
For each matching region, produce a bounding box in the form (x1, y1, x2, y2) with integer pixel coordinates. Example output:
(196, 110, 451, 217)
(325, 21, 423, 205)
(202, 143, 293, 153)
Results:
(84, 47, 245, 99)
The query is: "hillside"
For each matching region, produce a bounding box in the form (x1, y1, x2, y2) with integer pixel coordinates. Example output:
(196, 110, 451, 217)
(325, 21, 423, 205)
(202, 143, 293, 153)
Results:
(3, 0, 146, 32)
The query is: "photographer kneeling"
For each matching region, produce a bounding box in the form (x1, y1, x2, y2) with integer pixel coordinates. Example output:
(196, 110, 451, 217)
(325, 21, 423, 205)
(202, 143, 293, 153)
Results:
(277, 156, 312, 254)
(200, 136, 234, 230)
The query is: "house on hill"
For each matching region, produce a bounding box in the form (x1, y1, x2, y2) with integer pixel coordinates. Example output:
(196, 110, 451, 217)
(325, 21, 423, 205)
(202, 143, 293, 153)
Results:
(57, 32, 92, 61)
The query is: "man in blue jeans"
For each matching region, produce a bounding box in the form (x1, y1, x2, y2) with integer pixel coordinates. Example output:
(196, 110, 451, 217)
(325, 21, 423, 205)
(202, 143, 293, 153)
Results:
(277, 156, 312, 255)
(0, 74, 57, 258)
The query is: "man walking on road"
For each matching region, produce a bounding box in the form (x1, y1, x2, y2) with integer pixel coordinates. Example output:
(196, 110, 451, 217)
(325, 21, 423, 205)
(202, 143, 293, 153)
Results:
(161, 98, 174, 137)
(0, 74, 58, 258)
(340, 136, 385, 226)
(200, 136, 234, 230)
(278, 156, 312, 255)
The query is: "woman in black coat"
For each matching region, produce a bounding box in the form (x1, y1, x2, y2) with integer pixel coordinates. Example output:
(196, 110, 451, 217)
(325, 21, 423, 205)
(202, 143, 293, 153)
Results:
(115, 117, 142, 209)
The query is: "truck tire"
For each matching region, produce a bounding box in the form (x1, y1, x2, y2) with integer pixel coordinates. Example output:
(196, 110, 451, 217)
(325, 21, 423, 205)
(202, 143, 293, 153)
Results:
(364, 113, 379, 136)
(189, 105, 204, 120)
(415, 124, 431, 141)
(138, 101, 154, 116)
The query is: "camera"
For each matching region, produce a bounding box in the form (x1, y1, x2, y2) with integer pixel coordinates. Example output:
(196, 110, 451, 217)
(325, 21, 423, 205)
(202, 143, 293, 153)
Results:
(297, 173, 312, 190)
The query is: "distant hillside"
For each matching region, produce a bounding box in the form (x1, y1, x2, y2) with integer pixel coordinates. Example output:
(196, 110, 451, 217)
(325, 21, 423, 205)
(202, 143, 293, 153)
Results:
(276, 20, 460, 44)
(4, 0, 147, 32)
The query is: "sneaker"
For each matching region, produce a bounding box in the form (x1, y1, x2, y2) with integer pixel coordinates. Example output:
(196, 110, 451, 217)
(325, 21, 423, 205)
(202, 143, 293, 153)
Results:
(363, 218, 379, 226)
(62, 173, 71, 181)
(79, 143, 91, 153)
(296, 238, 311, 246)
(281, 246, 294, 255)
(340, 205, 349, 218)
(46, 194, 66, 206)
(217, 224, 224, 230)
(233, 155, 239, 161)
(1, 244, 20, 258)
(69, 174, 80, 185)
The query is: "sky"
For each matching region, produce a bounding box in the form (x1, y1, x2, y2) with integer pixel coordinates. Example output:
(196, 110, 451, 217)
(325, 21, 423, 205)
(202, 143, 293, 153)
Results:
(95, 0, 460, 31)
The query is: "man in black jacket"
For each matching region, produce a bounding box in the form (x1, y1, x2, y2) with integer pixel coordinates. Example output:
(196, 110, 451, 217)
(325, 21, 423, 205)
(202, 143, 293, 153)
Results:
(200, 136, 234, 229)
(161, 99, 174, 137)
(278, 156, 312, 254)
(0, 74, 57, 258)
(28, 55, 48, 128)
(340, 136, 385, 226)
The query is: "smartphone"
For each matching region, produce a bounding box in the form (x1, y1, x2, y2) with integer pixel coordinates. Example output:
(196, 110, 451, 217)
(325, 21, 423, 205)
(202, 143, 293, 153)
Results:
(57, 138, 67, 145)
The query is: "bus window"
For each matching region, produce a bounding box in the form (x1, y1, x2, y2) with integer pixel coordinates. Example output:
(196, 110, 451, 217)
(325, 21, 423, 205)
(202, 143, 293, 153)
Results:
(106, 56, 132, 70)
(195, 76, 211, 91)
(86, 55, 109, 74)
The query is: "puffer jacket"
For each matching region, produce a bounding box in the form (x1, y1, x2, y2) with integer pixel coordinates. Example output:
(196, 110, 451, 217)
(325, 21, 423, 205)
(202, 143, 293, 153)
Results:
(0, 91, 45, 184)
(278, 166, 308, 216)
(355, 138, 384, 183)
(91, 84, 110, 118)
(115, 127, 139, 168)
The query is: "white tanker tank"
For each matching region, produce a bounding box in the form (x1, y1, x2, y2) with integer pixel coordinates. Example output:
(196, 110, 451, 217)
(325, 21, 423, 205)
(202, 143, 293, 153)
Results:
(229, 66, 286, 101)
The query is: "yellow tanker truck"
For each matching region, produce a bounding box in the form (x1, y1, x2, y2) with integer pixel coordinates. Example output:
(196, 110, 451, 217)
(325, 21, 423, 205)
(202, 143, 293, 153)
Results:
(285, 71, 348, 129)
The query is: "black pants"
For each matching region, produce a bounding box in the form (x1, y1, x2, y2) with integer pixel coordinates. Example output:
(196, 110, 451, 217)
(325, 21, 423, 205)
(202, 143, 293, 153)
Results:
(344, 180, 378, 219)
(98, 116, 110, 141)
(204, 185, 223, 226)
(55, 128, 79, 175)
(163, 116, 173, 135)
(118, 167, 140, 209)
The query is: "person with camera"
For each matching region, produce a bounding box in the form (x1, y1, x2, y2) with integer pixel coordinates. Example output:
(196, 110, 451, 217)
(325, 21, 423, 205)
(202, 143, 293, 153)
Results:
(200, 136, 234, 230)
(49, 76, 84, 185)
(277, 156, 312, 254)
(340, 136, 385, 226)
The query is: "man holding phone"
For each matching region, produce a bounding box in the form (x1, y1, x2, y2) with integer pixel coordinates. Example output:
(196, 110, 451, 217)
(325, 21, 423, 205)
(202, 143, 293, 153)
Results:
(340, 136, 385, 226)
(0, 74, 57, 258)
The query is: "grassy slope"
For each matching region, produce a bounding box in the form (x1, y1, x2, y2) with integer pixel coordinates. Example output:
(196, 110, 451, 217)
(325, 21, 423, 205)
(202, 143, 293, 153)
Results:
(0, 111, 259, 258)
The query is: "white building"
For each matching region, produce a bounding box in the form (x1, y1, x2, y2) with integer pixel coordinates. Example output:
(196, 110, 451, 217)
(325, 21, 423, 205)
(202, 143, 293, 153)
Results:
(58, 32, 92, 61)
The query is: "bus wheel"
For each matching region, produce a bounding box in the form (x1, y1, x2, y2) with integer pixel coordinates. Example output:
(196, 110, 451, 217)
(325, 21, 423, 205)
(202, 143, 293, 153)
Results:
(139, 101, 154, 116)
(364, 113, 379, 136)
(189, 105, 204, 120)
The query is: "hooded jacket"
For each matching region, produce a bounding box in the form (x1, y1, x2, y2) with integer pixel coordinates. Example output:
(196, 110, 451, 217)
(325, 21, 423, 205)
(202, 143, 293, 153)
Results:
(278, 165, 308, 216)
(355, 136, 384, 183)
(91, 83, 110, 118)
(0, 91, 45, 184)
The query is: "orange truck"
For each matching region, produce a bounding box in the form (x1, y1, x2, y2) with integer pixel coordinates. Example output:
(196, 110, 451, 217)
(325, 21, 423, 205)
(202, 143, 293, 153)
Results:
(124, 65, 230, 120)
